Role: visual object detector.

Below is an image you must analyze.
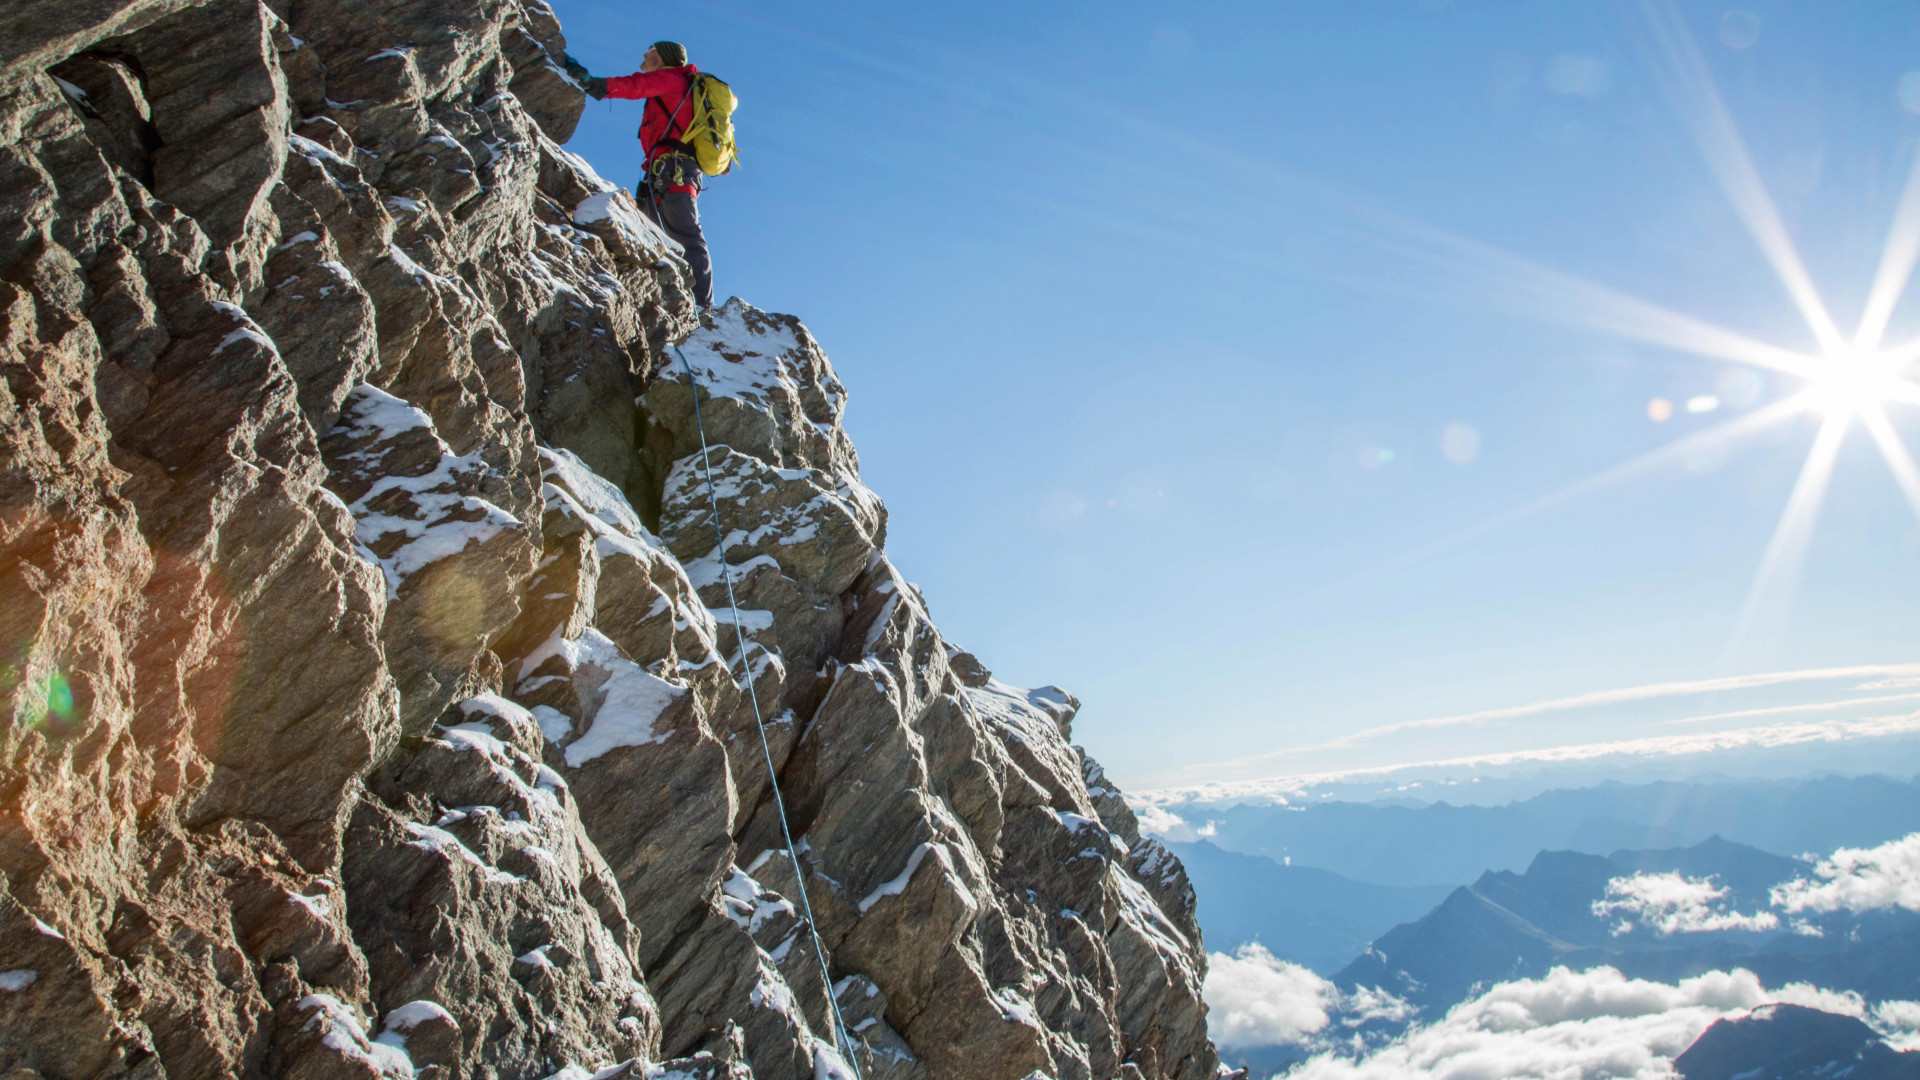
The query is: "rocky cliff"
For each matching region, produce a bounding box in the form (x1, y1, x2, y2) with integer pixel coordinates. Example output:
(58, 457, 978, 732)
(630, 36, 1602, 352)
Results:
(0, 2, 1221, 1078)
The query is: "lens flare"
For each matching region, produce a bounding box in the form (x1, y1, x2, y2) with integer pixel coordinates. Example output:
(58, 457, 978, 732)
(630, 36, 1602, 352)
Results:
(19, 667, 75, 730)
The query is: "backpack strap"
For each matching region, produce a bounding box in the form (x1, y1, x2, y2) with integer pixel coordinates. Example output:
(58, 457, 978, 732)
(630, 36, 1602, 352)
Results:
(665, 69, 699, 141)
(642, 70, 701, 161)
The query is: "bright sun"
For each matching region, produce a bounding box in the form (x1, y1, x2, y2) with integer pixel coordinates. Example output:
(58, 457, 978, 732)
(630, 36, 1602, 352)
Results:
(1413, 3, 1920, 664)
(1802, 351, 1913, 419)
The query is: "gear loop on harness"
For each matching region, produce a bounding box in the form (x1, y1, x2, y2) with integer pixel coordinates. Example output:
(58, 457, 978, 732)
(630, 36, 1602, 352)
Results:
(671, 341, 867, 1080)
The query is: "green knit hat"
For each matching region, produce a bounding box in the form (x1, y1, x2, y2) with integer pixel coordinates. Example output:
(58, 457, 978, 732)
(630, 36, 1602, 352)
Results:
(651, 40, 688, 67)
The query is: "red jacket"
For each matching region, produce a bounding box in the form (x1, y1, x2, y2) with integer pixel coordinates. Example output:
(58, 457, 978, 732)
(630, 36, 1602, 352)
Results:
(604, 64, 700, 165)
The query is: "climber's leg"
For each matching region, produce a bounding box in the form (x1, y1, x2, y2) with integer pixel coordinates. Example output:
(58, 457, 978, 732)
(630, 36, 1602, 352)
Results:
(643, 188, 714, 309)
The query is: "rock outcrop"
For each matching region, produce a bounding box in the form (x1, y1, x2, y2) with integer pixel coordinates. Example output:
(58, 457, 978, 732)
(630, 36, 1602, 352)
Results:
(0, 2, 1222, 1078)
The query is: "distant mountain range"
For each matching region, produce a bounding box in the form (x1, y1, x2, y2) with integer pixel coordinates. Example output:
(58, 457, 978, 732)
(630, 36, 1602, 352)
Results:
(1167, 840, 1452, 973)
(1335, 835, 1920, 1016)
(1164, 773, 1920, 889)
(1178, 776, 1920, 1075)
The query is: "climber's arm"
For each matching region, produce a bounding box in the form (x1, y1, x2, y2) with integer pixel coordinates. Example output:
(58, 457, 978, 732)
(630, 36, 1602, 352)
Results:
(602, 70, 682, 101)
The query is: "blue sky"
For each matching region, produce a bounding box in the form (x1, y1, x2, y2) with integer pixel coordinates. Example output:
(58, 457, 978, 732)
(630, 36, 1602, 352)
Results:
(551, 0, 1920, 791)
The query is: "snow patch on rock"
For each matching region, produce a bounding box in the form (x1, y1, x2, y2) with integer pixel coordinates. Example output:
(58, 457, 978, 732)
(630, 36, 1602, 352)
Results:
(518, 629, 688, 766)
(328, 385, 522, 596)
(296, 993, 413, 1077)
(573, 190, 680, 253)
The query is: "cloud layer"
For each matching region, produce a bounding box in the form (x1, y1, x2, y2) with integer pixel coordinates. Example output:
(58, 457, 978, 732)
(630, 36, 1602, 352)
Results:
(1286, 967, 1869, 1080)
(1204, 837, 1920, 1075)
(1593, 872, 1780, 936)
(1206, 943, 1416, 1054)
(1131, 804, 1198, 843)
(1772, 833, 1920, 915)
(1206, 944, 1340, 1049)
(1208, 958, 1915, 1080)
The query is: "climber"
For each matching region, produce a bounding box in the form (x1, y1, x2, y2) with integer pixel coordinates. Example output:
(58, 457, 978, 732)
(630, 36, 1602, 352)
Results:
(568, 42, 716, 308)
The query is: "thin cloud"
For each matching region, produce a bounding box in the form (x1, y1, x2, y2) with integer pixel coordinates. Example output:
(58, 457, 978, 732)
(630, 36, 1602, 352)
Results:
(1137, 708, 1920, 807)
(1184, 663, 1920, 775)
(1652, 691, 1920, 727)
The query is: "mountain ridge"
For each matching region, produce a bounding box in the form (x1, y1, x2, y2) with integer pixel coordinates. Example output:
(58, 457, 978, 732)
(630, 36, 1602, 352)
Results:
(1167, 840, 1450, 974)
(1152, 773, 1920, 888)
(1334, 834, 1919, 1019)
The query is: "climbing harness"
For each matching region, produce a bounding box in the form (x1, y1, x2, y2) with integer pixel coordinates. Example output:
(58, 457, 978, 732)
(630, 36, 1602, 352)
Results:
(672, 342, 867, 1080)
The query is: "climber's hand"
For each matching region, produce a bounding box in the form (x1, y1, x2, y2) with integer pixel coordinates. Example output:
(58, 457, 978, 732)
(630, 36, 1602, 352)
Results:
(562, 53, 591, 83)
(585, 76, 608, 100)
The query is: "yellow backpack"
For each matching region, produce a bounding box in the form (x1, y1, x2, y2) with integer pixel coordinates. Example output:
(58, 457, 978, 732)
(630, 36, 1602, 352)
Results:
(672, 72, 737, 176)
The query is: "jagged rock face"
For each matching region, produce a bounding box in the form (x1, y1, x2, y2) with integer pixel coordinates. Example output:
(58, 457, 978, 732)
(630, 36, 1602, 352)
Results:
(0, 2, 1221, 1078)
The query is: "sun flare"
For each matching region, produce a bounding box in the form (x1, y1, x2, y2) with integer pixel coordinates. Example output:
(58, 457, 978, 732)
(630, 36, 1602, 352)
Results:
(1474, 2, 1920, 663)
(1802, 350, 1914, 420)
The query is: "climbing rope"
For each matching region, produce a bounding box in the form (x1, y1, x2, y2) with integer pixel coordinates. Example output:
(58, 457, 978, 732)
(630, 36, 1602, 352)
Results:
(672, 341, 867, 1080)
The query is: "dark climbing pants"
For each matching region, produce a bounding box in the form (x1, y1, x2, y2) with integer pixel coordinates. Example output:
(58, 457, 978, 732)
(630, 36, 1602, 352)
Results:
(641, 187, 714, 309)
